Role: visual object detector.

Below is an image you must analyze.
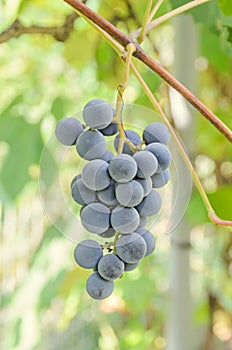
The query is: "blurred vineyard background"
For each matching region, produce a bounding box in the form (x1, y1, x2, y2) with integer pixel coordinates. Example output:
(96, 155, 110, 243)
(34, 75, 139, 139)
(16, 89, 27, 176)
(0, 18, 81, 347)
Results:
(0, 0, 232, 349)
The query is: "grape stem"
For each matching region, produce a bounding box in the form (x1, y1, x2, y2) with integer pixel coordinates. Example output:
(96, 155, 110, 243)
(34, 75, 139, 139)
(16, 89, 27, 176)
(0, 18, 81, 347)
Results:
(131, 0, 210, 39)
(126, 139, 141, 153)
(138, 0, 154, 44)
(147, 0, 164, 23)
(115, 43, 136, 154)
(130, 62, 232, 231)
(113, 232, 120, 253)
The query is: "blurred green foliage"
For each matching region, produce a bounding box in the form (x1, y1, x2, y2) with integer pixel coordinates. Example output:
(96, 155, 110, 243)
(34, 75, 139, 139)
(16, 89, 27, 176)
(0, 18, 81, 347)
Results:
(0, 1, 232, 350)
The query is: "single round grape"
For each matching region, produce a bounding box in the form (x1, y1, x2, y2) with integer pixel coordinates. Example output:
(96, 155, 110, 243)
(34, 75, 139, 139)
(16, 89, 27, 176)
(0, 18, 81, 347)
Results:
(133, 150, 158, 178)
(136, 189, 162, 217)
(143, 122, 170, 145)
(136, 228, 156, 256)
(115, 180, 144, 207)
(109, 154, 137, 183)
(100, 122, 118, 136)
(145, 142, 171, 171)
(80, 203, 111, 234)
(100, 150, 114, 162)
(55, 118, 84, 146)
(97, 180, 118, 206)
(135, 177, 152, 197)
(151, 168, 170, 188)
(76, 129, 106, 160)
(139, 215, 148, 228)
(71, 173, 82, 188)
(74, 239, 103, 269)
(116, 232, 146, 263)
(71, 178, 97, 205)
(86, 272, 114, 300)
(111, 206, 140, 234)
(114, 130, 141, 155)
(124, 261, 139, 272)
(82, 159, 111, 191)
(98, 254, 124, 280)
(98, 227, 115, 238)
(83, 99, 113, 130)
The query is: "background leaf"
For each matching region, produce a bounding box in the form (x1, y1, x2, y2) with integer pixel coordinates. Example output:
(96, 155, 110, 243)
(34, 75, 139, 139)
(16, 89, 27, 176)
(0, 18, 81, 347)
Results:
(218, 0, 232, 15)
(0, 115, 43, 201)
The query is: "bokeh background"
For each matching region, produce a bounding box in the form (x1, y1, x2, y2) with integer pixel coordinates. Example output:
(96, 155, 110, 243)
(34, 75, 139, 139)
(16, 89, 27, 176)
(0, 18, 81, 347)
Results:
(0, 1, 232, 349)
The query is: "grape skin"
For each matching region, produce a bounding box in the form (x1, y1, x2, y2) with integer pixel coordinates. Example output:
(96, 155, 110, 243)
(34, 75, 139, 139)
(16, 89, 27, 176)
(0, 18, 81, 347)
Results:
(71, 178, 97, 205)
(98, 227, 115, 238)
(115, 180, 144, 207)
(109, 154, 137, 183)
(74, 239, 103, 269)
(139, 215, 148, 228)
(55, 118, 84, 146)
(97, 180, 118, 206)
(76, 129, 106, 160)
(151, 168, 170, 188)
(116, 232, 146, 263)
(136, 189, 162, 217)
(98, 254, 124, 280)
(124, 261, 139, 271)
(100, 122, 118, 136)
(83, 99, 113, 130)
(86, 272, 114, 300)
(100, 150, 114, 162)
(114, 130, 141, 155)
(82, 159, 111, 191)
(136, 228, 156, 256)
(143, 122, 170, 145)
(80, 203, 111, 234)
(71, 173, 82, 188)
(133, 150, 158, 178)
(145, 142, 171, 171)
(135, 177, 152, 197)
(111, 206, 140, 234)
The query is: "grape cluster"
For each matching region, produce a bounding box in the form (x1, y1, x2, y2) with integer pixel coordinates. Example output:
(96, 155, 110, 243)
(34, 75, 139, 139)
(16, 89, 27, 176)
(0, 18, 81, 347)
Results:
(55, 99, 172, 300)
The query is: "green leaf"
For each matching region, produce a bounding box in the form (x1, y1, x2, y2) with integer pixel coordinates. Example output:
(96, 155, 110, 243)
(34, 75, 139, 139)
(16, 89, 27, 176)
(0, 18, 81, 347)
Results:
(200, 25, 229, 72)
(224, 25, 232, 42)
(208, 186, 232, 219)
(10, 318, 22, 347)
(51, 97, 65, 120)
(169, 0, 188, 7)
(29, 226, 59, 267)
(39, 147, 57, 188)
(193, 302, 210, 325)
(185, 191, 208, 225)
(189, 0, 221, 33)
(0, 114, 43, 200)
(3, 0, 25, 23)
(37, 270, 66, 311)
(170, 0, 223, 33)
(218, 0, 232, 15)
(95, 38, 120, 85)
(63, 30, 96, 69)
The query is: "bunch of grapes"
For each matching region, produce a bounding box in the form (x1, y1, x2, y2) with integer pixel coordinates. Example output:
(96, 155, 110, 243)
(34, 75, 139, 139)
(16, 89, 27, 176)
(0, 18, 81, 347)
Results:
(55, 99, 172, 300)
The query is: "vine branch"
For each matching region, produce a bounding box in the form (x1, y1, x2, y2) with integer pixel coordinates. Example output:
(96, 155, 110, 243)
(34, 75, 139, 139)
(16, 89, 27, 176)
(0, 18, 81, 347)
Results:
(0, 12, 79, 44)
(64, 0, 232, 143)
(115, 43, 136, 154)
(138, 0, 153, 43)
